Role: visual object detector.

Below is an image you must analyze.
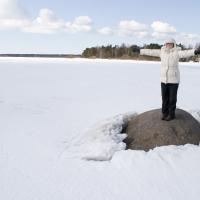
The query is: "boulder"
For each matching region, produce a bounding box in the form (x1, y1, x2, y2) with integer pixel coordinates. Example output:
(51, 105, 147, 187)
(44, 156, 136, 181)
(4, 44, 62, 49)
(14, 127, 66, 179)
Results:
(123, 108, 200, 151)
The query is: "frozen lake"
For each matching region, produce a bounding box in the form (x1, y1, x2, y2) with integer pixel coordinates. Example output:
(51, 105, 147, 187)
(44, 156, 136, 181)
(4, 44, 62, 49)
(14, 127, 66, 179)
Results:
(1, 57, 200, 200)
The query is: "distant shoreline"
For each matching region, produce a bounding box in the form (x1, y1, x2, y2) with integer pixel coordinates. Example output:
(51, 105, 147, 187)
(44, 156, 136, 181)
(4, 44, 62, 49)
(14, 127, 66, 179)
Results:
(0, 54, 160, 61)
(0, 54, 82, 58)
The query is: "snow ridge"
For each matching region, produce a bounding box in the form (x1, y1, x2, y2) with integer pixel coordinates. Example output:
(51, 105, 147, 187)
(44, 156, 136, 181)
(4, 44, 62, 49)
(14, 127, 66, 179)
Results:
(64, 112, 137, 161)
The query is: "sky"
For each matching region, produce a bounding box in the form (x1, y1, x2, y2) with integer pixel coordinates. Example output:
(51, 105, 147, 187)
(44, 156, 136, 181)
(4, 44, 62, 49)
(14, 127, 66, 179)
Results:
(0, 0, 200, 54)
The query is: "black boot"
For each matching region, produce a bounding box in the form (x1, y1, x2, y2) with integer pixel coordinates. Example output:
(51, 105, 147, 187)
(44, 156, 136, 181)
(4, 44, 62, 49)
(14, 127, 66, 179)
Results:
(165, 114, 175, 121)
(161, 113, 168, 120)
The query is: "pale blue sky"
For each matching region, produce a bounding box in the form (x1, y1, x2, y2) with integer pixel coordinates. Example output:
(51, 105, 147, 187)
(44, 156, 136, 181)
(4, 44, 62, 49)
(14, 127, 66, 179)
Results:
(0, 0, 200, 54)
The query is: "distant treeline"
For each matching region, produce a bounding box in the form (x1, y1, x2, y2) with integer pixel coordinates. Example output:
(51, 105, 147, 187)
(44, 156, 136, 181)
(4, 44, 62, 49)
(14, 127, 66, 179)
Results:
(0, 54, 81, 58)
(82, 43, 198, 61)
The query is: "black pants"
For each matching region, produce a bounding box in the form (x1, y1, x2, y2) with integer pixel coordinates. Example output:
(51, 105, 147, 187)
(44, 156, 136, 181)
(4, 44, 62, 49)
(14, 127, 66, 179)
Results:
(161, 82, 179, 117)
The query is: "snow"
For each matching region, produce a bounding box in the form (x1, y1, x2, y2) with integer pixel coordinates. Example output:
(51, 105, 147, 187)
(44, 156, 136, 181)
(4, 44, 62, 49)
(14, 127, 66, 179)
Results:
(0, 57, 200, 200)
(66, 111, 137, 161)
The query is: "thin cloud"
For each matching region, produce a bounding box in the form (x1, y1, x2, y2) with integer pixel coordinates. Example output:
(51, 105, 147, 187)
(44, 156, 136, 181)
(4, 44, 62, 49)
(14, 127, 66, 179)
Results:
(0, 0, 28, 19)
(176, 33, 200, 45)
(151, 21, 177, 33)
(65, 16, 93, 33)
(118, 20, 148, 36)
(97, 27, 114, 35)
(0, 0, 29, 30)
(23, 8, 65, 34)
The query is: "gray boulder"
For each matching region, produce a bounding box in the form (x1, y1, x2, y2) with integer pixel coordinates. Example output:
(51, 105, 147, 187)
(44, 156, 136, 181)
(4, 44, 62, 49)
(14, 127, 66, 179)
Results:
(123, 109, 200, 151)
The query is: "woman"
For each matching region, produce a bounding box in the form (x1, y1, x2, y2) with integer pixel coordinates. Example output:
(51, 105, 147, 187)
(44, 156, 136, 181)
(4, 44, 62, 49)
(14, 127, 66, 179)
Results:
(140, 38, 200, 121)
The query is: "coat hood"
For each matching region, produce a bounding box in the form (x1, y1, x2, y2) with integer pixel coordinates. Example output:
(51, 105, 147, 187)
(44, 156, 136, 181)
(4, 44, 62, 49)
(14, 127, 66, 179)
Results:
(164, 38, 176, 47)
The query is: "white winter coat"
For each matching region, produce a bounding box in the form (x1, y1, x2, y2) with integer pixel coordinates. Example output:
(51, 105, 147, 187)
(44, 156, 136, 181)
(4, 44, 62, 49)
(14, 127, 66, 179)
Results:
(140, 43, 195, 83)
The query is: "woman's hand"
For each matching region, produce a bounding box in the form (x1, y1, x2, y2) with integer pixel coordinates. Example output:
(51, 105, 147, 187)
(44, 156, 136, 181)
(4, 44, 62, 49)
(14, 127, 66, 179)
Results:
(194, 49, 200, 55)
(195, 44, 200, 55)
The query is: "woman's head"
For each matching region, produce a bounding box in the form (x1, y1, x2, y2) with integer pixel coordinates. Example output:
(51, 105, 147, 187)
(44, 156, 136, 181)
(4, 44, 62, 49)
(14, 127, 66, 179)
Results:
(164, 38, 176, 49)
